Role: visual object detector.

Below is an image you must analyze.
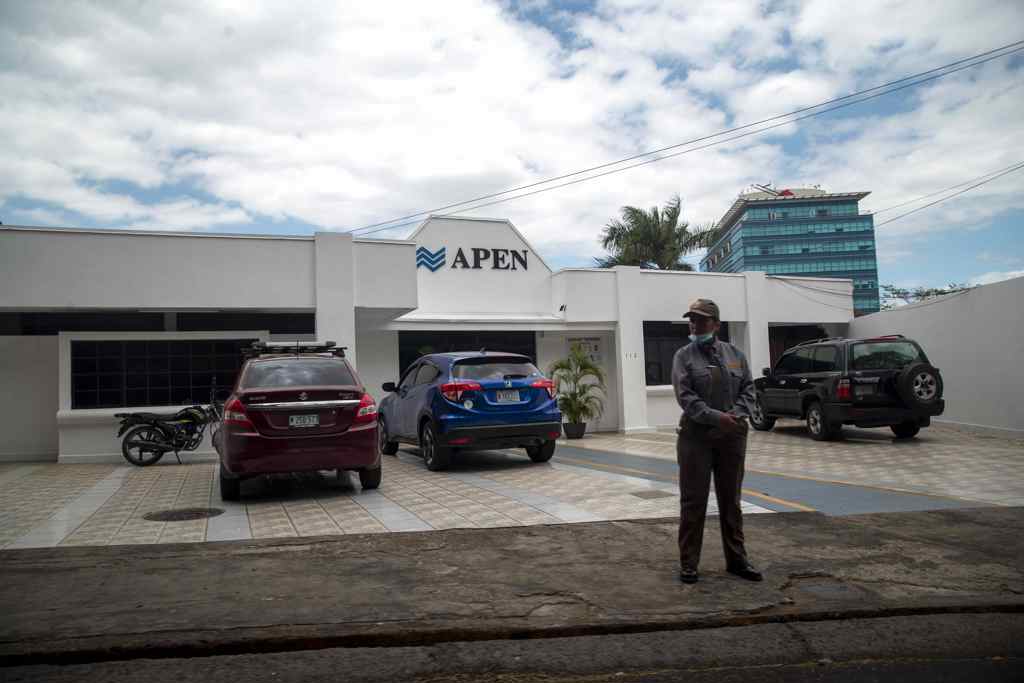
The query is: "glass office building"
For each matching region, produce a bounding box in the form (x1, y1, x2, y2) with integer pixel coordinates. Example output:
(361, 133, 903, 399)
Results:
(700, 188, 880, 315)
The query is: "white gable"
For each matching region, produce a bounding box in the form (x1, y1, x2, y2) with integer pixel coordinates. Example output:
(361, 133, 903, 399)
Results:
(407, 216, 553, 316)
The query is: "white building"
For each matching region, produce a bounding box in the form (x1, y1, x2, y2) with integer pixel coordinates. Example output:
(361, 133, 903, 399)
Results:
(0, 216, 853, 463)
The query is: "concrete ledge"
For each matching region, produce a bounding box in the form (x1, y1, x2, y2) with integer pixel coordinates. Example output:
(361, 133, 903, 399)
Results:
(935, 419, 1024, 440)
(57, 450, 217, 465)
(0, 452, 56, 463)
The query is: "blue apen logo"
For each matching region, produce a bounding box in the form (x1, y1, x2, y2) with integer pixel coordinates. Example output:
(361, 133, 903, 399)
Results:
(416, 246, 446, 272)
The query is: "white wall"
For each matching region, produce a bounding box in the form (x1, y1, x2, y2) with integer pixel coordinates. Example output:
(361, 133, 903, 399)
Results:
(353, 239, 418, 311)
(849, 276, 1024, 435)
(354, 327, 400, 404)
(0, 337, 59, 461)
(552, 270, 618, 321)
(410, 217, 552, 316)
(0, 228, 316, 310)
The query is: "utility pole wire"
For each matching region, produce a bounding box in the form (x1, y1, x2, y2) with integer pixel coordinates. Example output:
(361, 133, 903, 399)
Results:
(348, 40, 1024, 236)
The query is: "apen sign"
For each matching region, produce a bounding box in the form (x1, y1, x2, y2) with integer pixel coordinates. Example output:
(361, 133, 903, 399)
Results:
(416, 245, 528, 272)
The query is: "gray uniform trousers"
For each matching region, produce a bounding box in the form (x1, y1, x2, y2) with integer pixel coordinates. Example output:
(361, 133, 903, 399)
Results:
(676, 422, 749, 570)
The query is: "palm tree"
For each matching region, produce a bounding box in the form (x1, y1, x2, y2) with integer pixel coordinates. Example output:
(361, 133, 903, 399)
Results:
(595, 195, 719, 271)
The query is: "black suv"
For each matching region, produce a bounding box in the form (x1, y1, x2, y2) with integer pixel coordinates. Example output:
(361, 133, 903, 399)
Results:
(750, 335, 944, 440)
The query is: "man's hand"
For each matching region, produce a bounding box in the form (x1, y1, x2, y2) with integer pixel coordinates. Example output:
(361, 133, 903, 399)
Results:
(719, 413, 742, 433)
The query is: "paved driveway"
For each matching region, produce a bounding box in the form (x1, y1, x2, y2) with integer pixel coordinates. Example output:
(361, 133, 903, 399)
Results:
(0, 449, 771, 549)
(569, 422, 1024, 507)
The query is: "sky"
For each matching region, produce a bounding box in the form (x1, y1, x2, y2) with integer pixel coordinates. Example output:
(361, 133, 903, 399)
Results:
(1, 0, 1023, 291)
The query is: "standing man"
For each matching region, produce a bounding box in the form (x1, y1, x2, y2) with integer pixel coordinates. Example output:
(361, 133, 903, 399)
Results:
(671, 298, 762, 584)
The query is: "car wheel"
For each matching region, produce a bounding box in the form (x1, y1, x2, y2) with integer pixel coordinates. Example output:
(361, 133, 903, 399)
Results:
(219, 464, 241, 501)
(806, 402, 839, 441)
(378, 417, 398, 456)
(358, 466, 382, 489)
(420, 421, 450, 471)
(891, 422, 921, 439)
(897, 363, 943, 407)
(526, 440, 556, 463)
(750, 396, 776, 431)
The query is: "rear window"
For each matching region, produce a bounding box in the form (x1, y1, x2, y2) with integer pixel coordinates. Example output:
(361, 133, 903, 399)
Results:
(452, 359, 543, 381)
(851, 342, 926, 371)
(242, 358, 356, 388)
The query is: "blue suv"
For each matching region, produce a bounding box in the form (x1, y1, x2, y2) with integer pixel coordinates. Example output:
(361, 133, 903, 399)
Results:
(378, 351, 562, 471)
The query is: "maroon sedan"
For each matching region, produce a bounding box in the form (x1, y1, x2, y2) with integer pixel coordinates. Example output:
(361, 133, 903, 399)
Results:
(215, 344, 380, 500)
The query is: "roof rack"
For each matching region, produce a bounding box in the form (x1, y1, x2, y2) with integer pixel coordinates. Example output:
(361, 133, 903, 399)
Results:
(795, 336, 845, 347)
(242, 340, 347, 359)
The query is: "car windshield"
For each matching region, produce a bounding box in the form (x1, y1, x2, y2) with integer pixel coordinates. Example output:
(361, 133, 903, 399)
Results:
(851, 342, 926, 371)
(242, 358, 356, 388)
(451, 360, 543, 381)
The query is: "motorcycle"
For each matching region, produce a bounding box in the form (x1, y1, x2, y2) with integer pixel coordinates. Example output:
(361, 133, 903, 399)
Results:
(115, 388, 224, 466)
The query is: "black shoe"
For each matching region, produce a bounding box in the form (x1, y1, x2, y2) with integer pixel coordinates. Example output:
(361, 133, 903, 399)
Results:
(727, 562, 763, 582)
(679, 567, 699, 584)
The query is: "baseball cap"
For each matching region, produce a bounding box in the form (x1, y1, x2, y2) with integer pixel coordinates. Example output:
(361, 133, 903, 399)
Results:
(683, 298, 720, 320)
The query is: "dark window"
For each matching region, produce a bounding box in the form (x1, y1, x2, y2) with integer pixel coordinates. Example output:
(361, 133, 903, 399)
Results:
(775, 348, 812, 375)
(6, 312, 164, 335)
(71, 338, 254, 409)
(811, 346, 839, 372)
(643, 321, 730, 386)
(397, 331, 536, 377)
(816, 208, 829, 217)
(398, 364, 419, 390)
(178, 312, 315, 334)
(241, 357, 355, 388)
(851, 342, 926, 370)
(414, 363, 441, 385)
(451, 359, 542, 381)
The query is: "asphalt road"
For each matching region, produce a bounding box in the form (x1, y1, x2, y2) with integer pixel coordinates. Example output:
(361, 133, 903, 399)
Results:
(551, 443, 977, 516)
(5, 614, 1020, 682)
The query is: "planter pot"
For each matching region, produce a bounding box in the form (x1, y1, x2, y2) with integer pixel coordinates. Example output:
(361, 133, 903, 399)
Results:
(563, 422, 587, 439)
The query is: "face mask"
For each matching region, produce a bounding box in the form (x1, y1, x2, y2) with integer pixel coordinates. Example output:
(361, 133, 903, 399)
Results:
(689, 332, 715, 344)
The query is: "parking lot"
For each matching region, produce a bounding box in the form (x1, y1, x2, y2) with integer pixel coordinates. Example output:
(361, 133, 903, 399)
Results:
(1, 422, 1020, 550)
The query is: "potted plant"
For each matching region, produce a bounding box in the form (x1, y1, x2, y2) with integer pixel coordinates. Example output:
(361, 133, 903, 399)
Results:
(549, 343, 606, 439)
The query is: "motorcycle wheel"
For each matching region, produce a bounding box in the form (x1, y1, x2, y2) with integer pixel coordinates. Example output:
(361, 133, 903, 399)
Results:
(121, 425, 166, 466)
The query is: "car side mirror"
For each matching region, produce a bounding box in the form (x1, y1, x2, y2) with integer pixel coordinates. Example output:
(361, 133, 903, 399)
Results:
(382, 382, 397, 393)
(762, 367, 771, 377)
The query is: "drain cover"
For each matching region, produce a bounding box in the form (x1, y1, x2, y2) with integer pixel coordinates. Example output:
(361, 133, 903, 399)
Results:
(631, 489, 674, 500)
(143, 507, 225, 522)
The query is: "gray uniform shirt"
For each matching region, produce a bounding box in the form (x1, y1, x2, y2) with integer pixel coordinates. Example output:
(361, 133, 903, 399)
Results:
(671, 339, 757, 427)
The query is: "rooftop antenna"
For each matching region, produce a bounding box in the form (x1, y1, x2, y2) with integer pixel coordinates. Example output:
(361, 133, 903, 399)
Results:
(753, 183, 780, 196)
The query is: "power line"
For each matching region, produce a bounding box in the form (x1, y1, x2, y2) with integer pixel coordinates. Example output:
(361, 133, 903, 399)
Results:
(872, 161, 1024, 215)
(349, 40, 1024, 236)
(875, 161, 1024, 227)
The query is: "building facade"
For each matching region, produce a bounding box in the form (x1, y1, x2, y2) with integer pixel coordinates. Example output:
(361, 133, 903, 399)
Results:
(700, 188, 880, 315)
(1, 217, 853, 463)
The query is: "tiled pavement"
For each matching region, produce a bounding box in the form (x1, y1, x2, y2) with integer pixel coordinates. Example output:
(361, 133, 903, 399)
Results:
(570, 422, 1024, 507)
(0, 450, 770, 549)
(3, 421, 1018, 549)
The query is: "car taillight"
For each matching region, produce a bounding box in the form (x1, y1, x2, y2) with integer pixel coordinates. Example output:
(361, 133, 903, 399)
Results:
(837, 379, 852, 401)
(224, 397, 255, 429)
(440, 381, 481, 402)
(354, 393, 377, 424)
(531, 378, 556, 399)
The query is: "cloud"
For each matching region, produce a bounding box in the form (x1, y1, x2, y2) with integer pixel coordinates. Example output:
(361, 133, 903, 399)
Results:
(0, 0, 1021, 269)
(969, 269, 1024, 286)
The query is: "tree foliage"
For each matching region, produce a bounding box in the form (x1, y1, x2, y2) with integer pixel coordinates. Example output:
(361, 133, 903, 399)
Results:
(595, 195, 719, 271)
(880, 282, 974, 310)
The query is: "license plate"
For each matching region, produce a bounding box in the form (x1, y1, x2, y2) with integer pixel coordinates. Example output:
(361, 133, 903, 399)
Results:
(289, 414, 319, 428)
(855, 385, 874, 396)
(495, 390, 521, 403)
